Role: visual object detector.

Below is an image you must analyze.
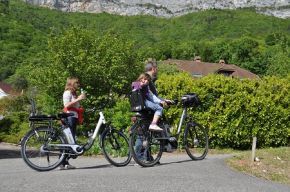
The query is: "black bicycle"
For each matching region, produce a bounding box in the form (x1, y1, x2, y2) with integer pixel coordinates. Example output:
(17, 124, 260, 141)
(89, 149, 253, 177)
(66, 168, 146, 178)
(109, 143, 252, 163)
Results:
(21, 107, 132, 171)
(129, 93, 208, 167)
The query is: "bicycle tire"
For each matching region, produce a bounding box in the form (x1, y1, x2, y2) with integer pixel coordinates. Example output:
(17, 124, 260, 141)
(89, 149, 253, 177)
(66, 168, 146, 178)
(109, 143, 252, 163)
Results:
(21, 126, 66, 171)
(101, 127, 132, 167)
(129, 122, 164, 167)
(184, 122, 208, 160)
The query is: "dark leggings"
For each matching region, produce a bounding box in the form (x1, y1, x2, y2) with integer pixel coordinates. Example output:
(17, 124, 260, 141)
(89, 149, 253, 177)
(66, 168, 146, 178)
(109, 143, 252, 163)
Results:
(62, 116, 78, 165)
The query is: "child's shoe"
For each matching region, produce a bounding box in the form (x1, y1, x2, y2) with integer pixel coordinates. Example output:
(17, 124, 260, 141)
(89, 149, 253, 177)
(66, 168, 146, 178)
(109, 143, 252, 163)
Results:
(149, 124, 163, 132)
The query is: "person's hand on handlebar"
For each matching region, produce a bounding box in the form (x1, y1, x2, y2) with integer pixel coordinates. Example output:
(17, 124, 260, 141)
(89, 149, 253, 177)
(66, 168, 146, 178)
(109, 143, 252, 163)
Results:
(161, 100, 168, 108)
(161, 99, 175, 108)
(164, 99, 175, 105)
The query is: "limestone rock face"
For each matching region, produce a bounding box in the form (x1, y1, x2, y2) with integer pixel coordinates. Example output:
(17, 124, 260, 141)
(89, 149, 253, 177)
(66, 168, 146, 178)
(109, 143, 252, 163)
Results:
(24, 0, 290, 18)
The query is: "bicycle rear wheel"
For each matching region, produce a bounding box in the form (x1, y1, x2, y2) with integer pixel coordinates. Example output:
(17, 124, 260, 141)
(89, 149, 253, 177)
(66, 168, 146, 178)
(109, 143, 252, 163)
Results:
(184, 122, 208, 160)
(101, 127, 132, 167)
(129, 122, 164, 167)
(21, 127, 66, 171)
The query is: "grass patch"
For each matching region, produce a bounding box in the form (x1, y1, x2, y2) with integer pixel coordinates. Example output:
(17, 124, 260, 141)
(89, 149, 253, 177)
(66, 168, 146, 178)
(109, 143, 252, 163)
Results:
(226, 147, 290, 185)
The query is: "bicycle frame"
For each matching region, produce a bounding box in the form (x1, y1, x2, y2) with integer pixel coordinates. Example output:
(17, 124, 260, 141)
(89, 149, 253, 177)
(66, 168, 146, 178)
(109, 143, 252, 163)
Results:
(45, 112, 106, 155)
(91, 111, 106, 140)
(176, 107, 188, 136)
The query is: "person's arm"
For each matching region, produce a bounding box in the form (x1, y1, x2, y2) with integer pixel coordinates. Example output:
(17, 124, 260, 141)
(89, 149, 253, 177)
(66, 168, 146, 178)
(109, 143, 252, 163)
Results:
(64, 98, 82, 108)
(63, 91, 85, 108)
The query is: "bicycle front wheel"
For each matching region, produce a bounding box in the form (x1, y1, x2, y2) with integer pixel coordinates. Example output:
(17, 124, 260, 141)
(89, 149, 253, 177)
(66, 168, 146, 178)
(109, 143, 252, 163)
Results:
(184, 122, 208, 160)
(101, 127, 132, 167)
(129, 122, 164, 167)
(21, 127, 66, 171)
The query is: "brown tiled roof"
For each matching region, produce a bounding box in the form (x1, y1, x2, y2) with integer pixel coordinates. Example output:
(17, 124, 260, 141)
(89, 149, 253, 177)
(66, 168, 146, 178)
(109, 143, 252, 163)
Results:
(0, 82, 14, 94)
(162, 59, 259, 79)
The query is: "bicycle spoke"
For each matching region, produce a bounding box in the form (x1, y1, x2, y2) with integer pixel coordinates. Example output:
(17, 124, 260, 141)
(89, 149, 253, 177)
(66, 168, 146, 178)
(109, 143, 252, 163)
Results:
(101, 128, 131, 167)
(21, 127, 66, 171)
(184, 123, 208, 160)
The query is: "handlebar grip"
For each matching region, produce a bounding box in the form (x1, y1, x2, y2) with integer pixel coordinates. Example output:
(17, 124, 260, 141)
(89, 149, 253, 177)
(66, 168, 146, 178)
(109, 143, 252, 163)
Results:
(165, 99, 178, 106)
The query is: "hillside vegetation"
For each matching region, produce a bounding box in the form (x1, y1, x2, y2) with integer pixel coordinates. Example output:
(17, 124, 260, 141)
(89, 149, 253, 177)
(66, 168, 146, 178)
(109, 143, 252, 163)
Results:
(1, 0, 290, 85)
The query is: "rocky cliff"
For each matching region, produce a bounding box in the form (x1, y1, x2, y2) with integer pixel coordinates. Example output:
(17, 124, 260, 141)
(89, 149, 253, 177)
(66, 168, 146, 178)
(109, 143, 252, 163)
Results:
(24, 0, 290, 18)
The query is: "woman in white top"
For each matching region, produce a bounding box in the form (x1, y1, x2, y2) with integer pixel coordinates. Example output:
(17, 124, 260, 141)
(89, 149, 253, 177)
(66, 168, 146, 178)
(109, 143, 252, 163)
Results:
(60, 77, 85, 170)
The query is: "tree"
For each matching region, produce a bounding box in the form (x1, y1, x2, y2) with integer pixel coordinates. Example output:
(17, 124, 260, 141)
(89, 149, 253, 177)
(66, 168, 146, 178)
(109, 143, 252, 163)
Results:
(230, 37, 259, 64)
(228, 37, 265, 74)
(0, 0, 9, 15)
(266, 46, 290, 77)
(265, 32, 288, 50)
(27, 27, 142, 109)
(8, 75, 28, 91)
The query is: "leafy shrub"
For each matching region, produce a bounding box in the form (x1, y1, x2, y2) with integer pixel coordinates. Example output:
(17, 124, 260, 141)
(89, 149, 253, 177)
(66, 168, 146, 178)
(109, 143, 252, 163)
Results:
(104, 99, 132, 133)
(0, 96, 30, 143)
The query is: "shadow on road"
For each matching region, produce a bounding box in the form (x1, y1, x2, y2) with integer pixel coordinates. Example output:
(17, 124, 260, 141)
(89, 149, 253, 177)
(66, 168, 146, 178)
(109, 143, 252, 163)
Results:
(0, 149, 21, 159)
(0, 142, 22, 159)
(132, 157, 211, 168)
(76, 164, 113, 170)
(160, 159, 195, 166)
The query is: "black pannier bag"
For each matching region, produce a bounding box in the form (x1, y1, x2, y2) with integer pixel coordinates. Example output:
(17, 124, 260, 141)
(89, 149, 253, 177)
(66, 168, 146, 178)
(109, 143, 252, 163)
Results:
(181, 93, 201, 107)
(129, 89, 146, 112)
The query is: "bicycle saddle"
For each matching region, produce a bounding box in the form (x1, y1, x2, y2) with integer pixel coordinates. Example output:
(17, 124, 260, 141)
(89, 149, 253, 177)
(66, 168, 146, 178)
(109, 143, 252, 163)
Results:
(57, 112, 75, 119)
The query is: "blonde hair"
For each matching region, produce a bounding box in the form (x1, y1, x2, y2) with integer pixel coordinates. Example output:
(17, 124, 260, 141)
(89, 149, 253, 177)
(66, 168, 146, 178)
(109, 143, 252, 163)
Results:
(137, 73, 151, 82)
(65, 77, 79, 95)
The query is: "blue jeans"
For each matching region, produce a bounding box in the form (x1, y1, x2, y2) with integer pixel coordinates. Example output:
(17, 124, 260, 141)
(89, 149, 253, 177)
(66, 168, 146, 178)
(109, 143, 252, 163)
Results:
(145, 100, 163, 117)
(134, 136, 147, 160)
(67, 116, 78, 140)
(135, 135, 153, 161)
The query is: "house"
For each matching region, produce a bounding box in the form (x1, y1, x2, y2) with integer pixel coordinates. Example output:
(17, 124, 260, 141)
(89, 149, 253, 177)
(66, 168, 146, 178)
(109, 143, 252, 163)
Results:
(162, 59, 259, 79)
(0, 81, 14, 99)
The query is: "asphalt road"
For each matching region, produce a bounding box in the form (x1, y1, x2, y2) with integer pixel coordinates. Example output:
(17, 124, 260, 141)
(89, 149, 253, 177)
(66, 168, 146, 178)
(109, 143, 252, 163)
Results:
(0, 142, 289, 192)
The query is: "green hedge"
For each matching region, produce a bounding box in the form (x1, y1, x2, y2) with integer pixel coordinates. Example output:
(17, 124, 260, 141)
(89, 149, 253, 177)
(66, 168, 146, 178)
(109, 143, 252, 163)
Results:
(108, 73, 289, 149)
(157, 73, 290, 149)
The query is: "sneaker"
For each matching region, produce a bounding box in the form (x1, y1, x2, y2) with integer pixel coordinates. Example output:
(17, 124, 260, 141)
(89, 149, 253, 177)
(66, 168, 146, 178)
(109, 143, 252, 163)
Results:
(134, 162, 141, 167)
(59, 164, 66, 170)
(149, 124, 163, 132)
(59, 164, 76, 170)
(65, 164, 76, 169)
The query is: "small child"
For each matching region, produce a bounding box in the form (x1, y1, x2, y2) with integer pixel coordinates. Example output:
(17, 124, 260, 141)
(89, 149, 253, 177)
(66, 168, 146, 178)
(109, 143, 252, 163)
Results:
(132, 73, 167, 131)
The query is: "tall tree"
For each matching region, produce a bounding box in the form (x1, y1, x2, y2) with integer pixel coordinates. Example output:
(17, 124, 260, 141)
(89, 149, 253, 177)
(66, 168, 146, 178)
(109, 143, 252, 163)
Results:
(27, 27, 142, 108)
